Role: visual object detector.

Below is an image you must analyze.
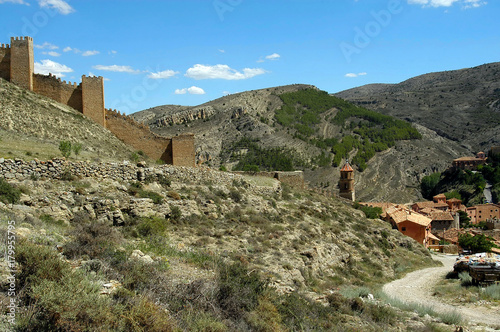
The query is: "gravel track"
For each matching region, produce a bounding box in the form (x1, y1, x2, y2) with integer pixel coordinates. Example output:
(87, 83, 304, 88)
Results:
(383, 254, 500, 329)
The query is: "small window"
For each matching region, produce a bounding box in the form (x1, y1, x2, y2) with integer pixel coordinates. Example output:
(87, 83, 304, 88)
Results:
(401, 227, 406, 232)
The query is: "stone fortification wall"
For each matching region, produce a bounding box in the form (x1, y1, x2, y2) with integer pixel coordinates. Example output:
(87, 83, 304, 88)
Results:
(0, 36, 195, 168)
(172, 133, 196, 167)
(232, 170, 305, 189)
(0, 43, 10, 80)
(33, 74, 83, 111)
(106, 109, 196, 167)
(0, 158, 280, 197)
(106, 109, 173, 163)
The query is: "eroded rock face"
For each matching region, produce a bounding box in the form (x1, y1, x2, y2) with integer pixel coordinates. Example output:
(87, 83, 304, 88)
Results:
(151, 106, 216, 127)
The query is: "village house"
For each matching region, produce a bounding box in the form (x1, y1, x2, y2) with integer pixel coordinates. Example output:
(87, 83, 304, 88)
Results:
(467, 203, 500, 224)
(419, 208, 457, 231)
(385, 206, 433, 248)
(452, 152, 486, 170)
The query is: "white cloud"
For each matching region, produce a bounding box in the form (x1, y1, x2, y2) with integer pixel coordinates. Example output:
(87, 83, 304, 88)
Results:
(109, 50, 117, 55)
(147, 69, 178, 79)
(265, 53, 281, 60)
(42, 51, 61, 57)
(34, 59, 73, 77)
(82, 50, 99, 56)
(345, 72, 367, 78)
(63, 46, 81, 54)
(35, 42, 58, 50)
(222, 91, 231, 95)
(175, 86, 206, 95)
(185, 64, 266, 80)
(218, 49, 225, 53)
(38, 0, 75, 14)
(463, 0, 487, 8)
(0, 0, 29, 5)
(92, 65, 140, 74)
(407, 0, 486, 8)
(187, 86, 205, 95)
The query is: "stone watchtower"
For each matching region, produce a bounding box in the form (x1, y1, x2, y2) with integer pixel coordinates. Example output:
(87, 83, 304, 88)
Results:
(339, 160, 355, 201)
(10, 36, 34, 91)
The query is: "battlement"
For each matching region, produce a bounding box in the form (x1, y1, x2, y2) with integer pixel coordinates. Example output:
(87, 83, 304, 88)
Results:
(11, 36, 33, 42)
(0, 44, 10, 49)
(106, 108, 149, 130)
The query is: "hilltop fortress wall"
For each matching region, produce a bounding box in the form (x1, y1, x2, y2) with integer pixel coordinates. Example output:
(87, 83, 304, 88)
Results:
(0, 36, 195, 167)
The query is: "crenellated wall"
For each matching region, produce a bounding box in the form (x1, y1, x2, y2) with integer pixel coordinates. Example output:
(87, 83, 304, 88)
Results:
(33, 73, 83, 111)
(0, 44, 10, 80)
(105, 109, 195, 166)
(0, 36, 196, 168)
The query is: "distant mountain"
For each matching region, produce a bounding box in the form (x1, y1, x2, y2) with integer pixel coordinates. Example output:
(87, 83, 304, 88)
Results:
(336, 62, 500, 151)
(132, 84, 469, 203)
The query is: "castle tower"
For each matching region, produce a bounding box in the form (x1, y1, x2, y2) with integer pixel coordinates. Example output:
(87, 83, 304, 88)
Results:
(81, 75, 106, 127)
(10, 36, 34, 91)
(339, 160, 355, 201)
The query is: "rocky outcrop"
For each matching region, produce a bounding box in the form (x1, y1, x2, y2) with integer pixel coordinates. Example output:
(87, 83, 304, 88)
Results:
(150, 106, 215, 127)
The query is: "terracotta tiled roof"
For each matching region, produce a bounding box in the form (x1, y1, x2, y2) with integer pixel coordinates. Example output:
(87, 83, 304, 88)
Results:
(453, 157, 484, 162)
(407, 212, 432, 227)
(447, 198, 462, 203)
(340, 162, 353, 172)
(413, 201, 436, 209)
(386, 207, 432, 227)
(434, 194, 446, 199)
(428, 233, 440, 241)
(429, 210, 454, 221)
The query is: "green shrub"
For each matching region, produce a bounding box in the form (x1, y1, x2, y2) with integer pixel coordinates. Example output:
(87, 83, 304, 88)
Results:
(217, 261, 267, 319)
(123, 297, 177, 331)
(60, 168, 75, 181)
(229, 188, 242, 203)
(64, 220, 123, 259)
(483, 283, 500, 300)
(130, 152, 140, 162)
(169, 205, 182, 222)
(141, 190, 164, 204)
(26, 270, 114, 331)
(459, 233, 496, 253)
(0, 178, 21, 204)
(15, 240, 70, 290)
(72, 142, 82, 156)
(59, 140, 72, 158)
(136, 217, 168, 237)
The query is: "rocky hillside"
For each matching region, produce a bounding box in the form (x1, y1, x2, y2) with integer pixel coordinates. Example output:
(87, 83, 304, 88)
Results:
(336, 62, 500, 151)
(0, 78, 135, 162)
(133, 85, 469, 203)
(1, 160, 452, 331)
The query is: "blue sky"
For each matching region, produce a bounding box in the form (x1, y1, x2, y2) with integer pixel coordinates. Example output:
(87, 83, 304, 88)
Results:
(0, 0, 499, 114)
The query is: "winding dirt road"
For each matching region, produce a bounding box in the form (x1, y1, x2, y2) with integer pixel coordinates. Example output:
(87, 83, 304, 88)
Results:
(383, 254, 500, 329)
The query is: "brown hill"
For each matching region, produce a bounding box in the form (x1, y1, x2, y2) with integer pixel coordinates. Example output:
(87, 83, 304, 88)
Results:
(133, 85, 469, 203)
(336, 62, 500, 151)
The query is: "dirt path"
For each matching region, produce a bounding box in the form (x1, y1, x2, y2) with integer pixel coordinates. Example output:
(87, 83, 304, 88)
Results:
(383, 254, 500, 329)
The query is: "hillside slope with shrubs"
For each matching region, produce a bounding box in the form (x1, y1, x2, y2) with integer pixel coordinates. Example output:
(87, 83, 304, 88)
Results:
(0, 164, 456, 331)
(0, 78, 135, 162)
